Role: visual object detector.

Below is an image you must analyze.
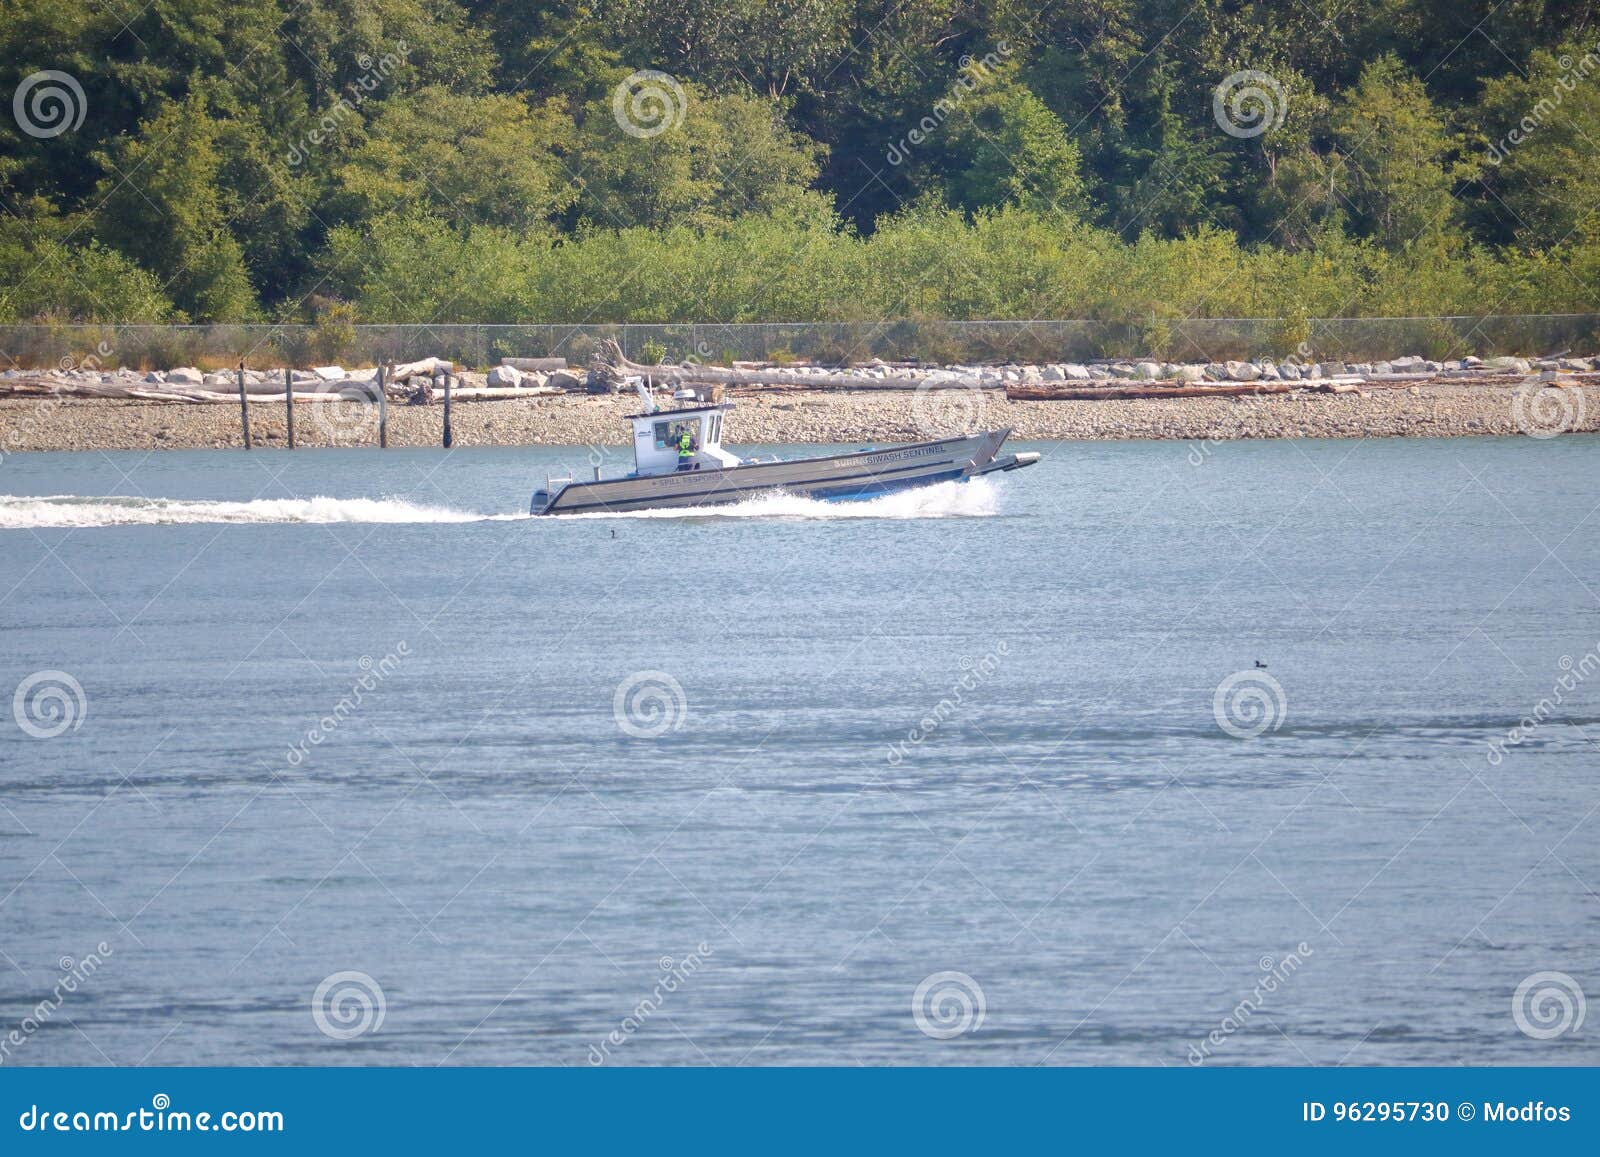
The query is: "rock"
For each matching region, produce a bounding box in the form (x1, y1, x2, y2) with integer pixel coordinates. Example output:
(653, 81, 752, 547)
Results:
(1322, 361, 1345, 376)
(1463, 355, 1483, 368)
(1133, 361, 1162, 380)
(1204, 363, 1227, 381)
(1281, 362, 1302, 380)
(1443, 360, 1462, 370)
(1372, 360, 1394, 375)
(203, 373, 231, 388)
(166, 367, 203, 385)
(1559, 357, 1593, 371)
(1109, 364, 1137, 379)
(487, 364, 523, 388)
(1041, 365, 1064, 381)
(1173, 365, 1207, 382)
(1486, 356, 1532, 373)
(1258, 360, 1281, 380)
(1390, 355, 1425, 371)
(311, 365, 346, 382)
(1225, 360, 1261, 381)
(1062, 364, 1092, 381)
(144, 371, 166, 384)
(548, 369, 584, 391)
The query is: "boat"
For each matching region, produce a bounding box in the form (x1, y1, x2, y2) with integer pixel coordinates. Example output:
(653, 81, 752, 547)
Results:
(529, 388, 1039, 515)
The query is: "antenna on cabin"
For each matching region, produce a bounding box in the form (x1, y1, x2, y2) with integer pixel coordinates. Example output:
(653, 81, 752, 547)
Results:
(632, 376, 656, 414)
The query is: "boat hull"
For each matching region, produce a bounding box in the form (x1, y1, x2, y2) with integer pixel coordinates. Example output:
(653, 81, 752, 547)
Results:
(533, 429, 1031, 515)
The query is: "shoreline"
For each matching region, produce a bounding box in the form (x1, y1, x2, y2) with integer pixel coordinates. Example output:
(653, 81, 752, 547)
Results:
(2, 383, 1596, 453)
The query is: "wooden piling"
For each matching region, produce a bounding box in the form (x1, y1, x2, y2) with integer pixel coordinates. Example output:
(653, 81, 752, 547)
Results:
(441, 371, 453, 448)
(237, 360, 251, 449)
(284, 367, 294, 449)
(378, 364, 388, 448)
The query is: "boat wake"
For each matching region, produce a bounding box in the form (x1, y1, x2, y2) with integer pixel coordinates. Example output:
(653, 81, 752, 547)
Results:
(0, 494, 495, 529)
(2, 478, 1000, 529)
(556, 478, 1001, 520)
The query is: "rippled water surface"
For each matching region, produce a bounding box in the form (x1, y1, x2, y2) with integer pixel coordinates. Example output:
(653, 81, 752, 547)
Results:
(2, 437, 1597, 1065)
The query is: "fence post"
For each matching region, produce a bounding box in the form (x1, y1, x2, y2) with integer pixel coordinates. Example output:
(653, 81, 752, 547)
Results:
(440, 371, 453, 449)
(284, 366, 294, 449)
(377, 364, 388, 448)
(237, 360, 251, 450)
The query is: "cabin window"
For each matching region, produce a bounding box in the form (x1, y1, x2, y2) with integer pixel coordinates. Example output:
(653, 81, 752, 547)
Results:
(653, 419, 701, 450)
(709, 414, 721, 443)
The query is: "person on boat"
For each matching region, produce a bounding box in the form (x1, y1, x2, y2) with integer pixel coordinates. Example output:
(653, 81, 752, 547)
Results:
(676, 429, 697, 470)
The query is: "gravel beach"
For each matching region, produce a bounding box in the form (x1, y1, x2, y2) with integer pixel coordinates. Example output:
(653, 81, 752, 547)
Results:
(2, 381, 1596, 454)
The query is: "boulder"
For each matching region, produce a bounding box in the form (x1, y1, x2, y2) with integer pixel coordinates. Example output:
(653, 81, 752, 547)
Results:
(487, 364, 523, 388)
(548, 369, 584, 391)
(1486, 356, 1532, 374)
(1109, 363, 1137, 379)
(311, 365, 347, 382)
(1133, 361, 1162, 380)
(1257, 360, 1281, 380)
(1463, 355, 1483, 367)
(1062, 364, 1092, 380)
(1281, 362, 1302, 380)
(1390, 355, 1425, 371)
(1173, 364, 1207, 383)
(203, 373, 232, 388)
(1225, 360, 1261, 381)
(166, 367, 203, 385)
(143, 371, 166, 384)
(1041, 365, 1065, 381)
(1372, 361, 1394, 376)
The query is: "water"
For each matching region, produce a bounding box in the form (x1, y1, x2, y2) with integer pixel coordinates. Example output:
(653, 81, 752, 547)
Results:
(1, 437, 1597, 1067)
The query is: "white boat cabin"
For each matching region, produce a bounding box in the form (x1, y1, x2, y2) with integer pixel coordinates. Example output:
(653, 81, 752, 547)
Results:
(629, 401, 740, 476)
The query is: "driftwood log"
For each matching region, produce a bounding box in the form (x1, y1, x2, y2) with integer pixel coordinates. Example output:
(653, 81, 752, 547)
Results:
(1006, 381, 1296, 401)
(597, 339, 969, 390)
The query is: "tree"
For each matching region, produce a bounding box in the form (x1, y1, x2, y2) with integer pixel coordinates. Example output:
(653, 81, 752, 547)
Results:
(1328, 56, 1465, 250)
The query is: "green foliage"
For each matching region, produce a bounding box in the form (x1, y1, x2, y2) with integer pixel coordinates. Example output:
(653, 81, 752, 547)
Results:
(0, 0, 1596, 323)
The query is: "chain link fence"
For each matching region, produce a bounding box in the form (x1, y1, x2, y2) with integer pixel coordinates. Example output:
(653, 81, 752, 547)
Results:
(4, 315, 1598, 370)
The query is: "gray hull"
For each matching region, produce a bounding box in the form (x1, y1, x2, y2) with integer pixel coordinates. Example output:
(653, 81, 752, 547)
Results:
(533, 429, 1031, 515)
